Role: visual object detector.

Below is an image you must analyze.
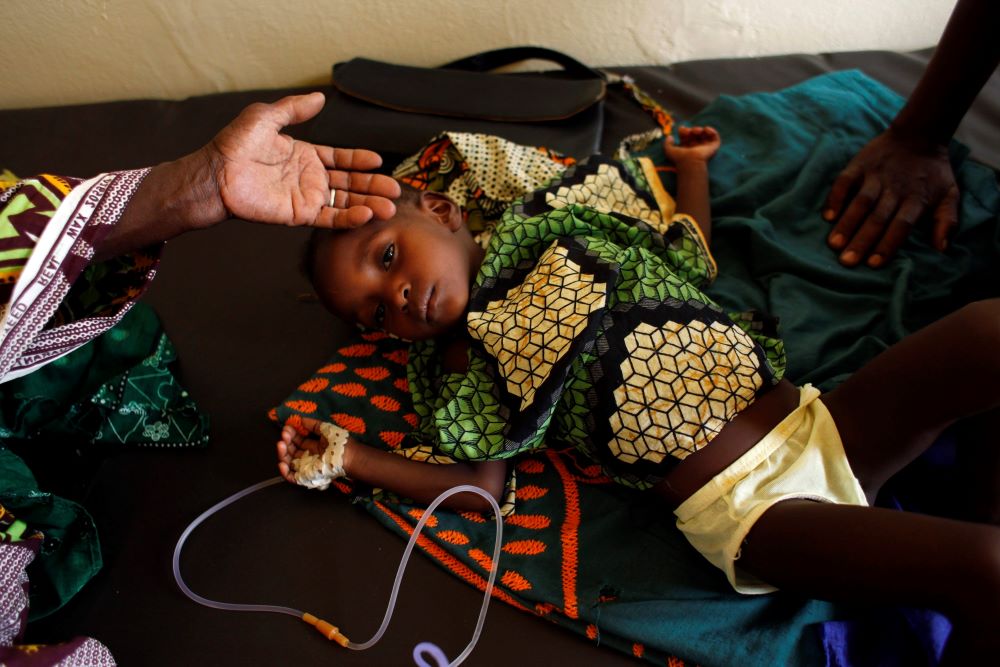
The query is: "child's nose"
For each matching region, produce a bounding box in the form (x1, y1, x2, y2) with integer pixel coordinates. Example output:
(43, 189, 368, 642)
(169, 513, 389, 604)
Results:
(393, 282, 411, 312)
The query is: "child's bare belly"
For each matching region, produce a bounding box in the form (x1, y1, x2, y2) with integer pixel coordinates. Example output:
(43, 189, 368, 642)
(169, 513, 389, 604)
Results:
(655, 378, 801, 508)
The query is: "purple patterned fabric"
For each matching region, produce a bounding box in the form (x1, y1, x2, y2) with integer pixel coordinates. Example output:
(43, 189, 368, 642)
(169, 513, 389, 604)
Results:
(0, 540, 37, 646)
(0, 169, 157, 383)
(1, 522, 116, 666)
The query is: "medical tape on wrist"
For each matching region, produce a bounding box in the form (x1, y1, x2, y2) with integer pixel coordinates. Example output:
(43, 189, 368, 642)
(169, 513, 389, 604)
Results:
(291, 422, 349, 490)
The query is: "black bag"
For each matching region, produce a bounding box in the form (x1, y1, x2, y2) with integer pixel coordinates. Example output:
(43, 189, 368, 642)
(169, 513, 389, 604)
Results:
(309, 47, 607, 163)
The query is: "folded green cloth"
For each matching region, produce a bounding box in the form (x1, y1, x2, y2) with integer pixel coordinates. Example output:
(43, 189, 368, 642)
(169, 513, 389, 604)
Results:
(0, 302, 208, 619)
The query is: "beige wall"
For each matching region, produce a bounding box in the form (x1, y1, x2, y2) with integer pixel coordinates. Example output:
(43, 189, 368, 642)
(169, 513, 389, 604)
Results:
(3, 0, 955, 110)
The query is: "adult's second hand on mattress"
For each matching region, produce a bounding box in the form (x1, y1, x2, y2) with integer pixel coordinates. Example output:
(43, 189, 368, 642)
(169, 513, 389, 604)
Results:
(172, 477, 503, 667)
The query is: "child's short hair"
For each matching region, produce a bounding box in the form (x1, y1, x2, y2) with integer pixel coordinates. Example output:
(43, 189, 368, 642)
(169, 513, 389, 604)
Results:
(302, 182, 422, 287)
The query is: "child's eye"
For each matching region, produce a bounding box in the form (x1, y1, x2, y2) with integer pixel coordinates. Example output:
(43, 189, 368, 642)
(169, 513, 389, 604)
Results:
(374, 303, 386, 328)
(381, 243, 395, 270)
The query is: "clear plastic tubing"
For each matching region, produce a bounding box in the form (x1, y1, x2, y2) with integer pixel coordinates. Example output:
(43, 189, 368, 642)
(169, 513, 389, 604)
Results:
(172, 476, 502, 667)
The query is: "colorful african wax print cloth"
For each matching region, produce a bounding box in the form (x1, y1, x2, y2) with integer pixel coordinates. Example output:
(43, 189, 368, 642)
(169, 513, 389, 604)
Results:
(1, 503, 116, 666)
(0, 301, 208, 622)
(0, 171, 207, 624)
(0, 301, 209, 451)
(393, 131, 574, 238)
(0, 170, 157, 384)
(406, 153, 785, 489)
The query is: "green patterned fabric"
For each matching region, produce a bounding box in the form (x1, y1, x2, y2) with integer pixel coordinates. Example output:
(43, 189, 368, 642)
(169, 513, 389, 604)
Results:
(0, 302, 208, 449)
(408, 157, 785, 489)
(0, 450, 101, 621)
(0, 301, 208, 619)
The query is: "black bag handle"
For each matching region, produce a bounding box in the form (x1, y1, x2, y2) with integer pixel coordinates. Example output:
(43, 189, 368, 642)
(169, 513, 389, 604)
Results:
(440, 47, 601, 80)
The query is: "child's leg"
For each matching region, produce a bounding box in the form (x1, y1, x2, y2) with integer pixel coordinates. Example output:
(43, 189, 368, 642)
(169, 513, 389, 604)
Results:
(741, 300, 1000, 662)
(954, 407, 1000, 524)
(820, 299, 1000, 500)
(738, 500, 1000, 665)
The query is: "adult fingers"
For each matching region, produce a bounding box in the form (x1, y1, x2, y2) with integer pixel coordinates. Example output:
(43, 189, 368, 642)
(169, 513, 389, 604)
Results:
(330, 190, 397, 220)
(866, 197, 923, 268)
(932, 185, 959, 252)
(823, 163, 862, 225)
(263, 92, 326, 129)
(314, 206, 370, 229)
(329, 171, 401, 199)
(319, 202, 404, 229)
(827, 173, 881, 253)
(837, 191, 899, 267)
(316, 145, 385, 172)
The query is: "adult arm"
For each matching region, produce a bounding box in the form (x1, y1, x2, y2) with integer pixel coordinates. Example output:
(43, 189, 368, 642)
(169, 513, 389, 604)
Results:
(823, 0, 1000, 268)
(97, 92, 400, 260)
(276, 418, 509, 513)
(0, 93, 400, 383)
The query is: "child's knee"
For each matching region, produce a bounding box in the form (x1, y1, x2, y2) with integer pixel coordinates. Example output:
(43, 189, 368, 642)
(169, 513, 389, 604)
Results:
(954, 527, 1000, 620)
(953, 299, 1000, 367)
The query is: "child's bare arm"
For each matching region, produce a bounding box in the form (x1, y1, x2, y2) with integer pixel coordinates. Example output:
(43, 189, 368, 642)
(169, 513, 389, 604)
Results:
(663, 126, 721, 245)
(277, 418, 508, 513)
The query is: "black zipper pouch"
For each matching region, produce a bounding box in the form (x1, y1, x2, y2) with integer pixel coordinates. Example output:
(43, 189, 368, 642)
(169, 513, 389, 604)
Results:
(309, 47, 607, 163)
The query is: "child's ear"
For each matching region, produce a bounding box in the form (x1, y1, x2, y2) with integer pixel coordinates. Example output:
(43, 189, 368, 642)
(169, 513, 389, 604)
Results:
(421, 192, 463, 232)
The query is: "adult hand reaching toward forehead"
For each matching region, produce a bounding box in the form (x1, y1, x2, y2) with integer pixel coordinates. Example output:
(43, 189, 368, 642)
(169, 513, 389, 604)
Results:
(96, 92, 401, 259)
(2, 92, 403, 381)
(203, 92, 400, 229)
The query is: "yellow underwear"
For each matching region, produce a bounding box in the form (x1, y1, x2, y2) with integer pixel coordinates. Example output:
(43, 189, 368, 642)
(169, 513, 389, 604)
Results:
(674, 384, 868, 594)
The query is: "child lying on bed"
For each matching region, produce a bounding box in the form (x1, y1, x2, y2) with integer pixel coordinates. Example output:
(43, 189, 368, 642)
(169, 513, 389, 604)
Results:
(277, 126, 999, 662)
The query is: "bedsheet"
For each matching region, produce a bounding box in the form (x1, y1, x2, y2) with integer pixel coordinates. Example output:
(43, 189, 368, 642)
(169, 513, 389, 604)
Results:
(2, 49, 997, 666)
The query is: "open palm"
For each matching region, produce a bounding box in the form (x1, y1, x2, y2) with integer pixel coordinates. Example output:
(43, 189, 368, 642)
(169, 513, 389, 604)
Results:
(206, 93, 399, 228)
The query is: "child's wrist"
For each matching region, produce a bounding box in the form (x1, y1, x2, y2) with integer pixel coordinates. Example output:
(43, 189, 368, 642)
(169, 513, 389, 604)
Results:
(672, 158, 711, 173)
(291, 423, 350, 490)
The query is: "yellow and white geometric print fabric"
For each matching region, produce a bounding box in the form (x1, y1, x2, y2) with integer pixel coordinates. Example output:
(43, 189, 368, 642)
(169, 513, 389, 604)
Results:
(467, 241, 607, 411)
(610, 319, 763, 465)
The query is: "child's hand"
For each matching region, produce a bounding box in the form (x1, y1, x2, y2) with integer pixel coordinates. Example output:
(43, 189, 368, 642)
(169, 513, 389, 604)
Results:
(276, 417, 328, 483)
(663, 126, 721, 166)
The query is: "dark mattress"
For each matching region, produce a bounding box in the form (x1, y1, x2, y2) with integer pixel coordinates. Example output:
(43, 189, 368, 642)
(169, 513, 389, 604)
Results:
(2, 49, 999, 666)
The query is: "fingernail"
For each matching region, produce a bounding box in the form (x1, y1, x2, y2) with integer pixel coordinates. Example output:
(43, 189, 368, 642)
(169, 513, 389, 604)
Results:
(829, 233, 844, 248)
(823, 209, 834, 222)
(868, 254, 882, 268)
(841, 250, 858, 264)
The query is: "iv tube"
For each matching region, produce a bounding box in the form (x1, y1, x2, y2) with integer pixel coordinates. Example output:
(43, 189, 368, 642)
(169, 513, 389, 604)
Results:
(172, 477, 502, 666)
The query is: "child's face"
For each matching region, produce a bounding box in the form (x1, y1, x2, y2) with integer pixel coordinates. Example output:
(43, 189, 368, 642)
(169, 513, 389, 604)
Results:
(313, 193, 483, 341)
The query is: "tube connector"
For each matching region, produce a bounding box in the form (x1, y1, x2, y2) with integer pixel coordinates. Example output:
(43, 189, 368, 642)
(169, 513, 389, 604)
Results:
(302, 612, 350, 647)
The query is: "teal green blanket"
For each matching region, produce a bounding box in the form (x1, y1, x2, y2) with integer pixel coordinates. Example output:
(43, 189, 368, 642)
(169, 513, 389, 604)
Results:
(277, 70, 998, 666)
(684, 71, 1000, 388)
